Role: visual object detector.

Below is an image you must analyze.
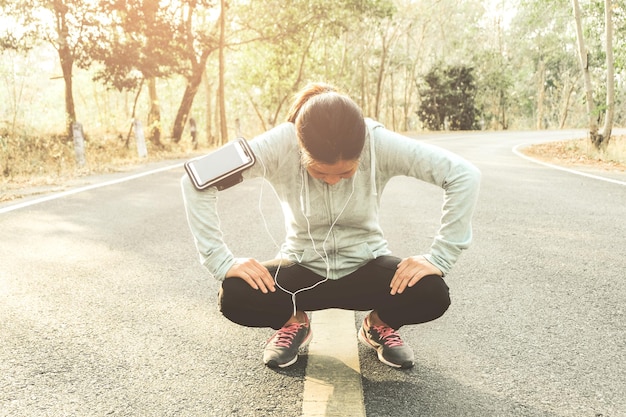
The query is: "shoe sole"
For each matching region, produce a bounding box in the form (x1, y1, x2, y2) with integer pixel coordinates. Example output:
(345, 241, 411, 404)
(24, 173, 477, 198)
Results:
(358, 327, 414, 369)
(265, 330, 313, 369)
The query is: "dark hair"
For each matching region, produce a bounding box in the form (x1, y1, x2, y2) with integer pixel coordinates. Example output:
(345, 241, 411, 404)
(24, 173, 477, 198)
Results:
(287, 83, 365, 165)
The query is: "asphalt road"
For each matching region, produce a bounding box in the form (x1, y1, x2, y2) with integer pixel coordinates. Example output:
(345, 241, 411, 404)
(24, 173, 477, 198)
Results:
(1, 129, 625, 417)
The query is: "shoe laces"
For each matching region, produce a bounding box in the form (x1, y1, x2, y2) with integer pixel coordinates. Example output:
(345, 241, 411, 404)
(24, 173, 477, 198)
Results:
(273, 322, 305, 348)
(372, 325, 404, 347)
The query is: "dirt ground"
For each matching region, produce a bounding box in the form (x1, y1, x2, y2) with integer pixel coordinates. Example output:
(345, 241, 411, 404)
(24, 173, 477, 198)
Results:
(521, 138, 626, 173)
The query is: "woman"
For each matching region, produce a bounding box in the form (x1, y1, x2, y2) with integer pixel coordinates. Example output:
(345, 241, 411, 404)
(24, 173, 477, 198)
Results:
(181, 83, 480, 369)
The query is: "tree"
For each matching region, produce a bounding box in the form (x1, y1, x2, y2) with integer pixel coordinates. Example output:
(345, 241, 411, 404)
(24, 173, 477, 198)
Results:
(88, 0, 185, 147)
(601, 0, 615, 143)
(86, 0, 227, 145)
(572, 0, 615, 149)
(3, 0, 624, 144)
(93, 0, 223, 145)
(0, 0, 99, 138)
(474, 49, 513, 130)
(217, 0, 227, 144)
(229, 0, 395, 132)
(170, 1, 221, 144)
(418, 64, 479, 131)
(372, 18, 401, 120)
(417, 67, 446, 130)
(503, 0, 579, 130)
(445, 66, 479, 130)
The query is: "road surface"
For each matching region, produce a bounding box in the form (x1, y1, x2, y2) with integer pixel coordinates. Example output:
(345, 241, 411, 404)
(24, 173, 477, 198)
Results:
(1, 129, 625, 416)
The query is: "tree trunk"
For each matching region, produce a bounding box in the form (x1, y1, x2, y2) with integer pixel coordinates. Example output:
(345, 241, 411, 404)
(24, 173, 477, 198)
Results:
(203, 73, 214, 146)
(374, 34, 388, 120)
(360, 57, 367, 115)
(600, 0, 614, 147)
(558, 79, 576, 129)
(402, 32, 418, 132)
(214, 89, 220, 144)
(374, 21, 400, 121)
(571, 0, 600, 146)
(247, 90, 268, 132)
(60, 50, 76, 139)
(218, 0, 227, 145)
(390, 72, 396, 130)
(55, 6, 76, 140)
(499, 89, 507, 130)
(270, 30, 316, 127)
(536, 59, 545, 129)
(125, 78, 144, 147)
(171, 51, 212, 143)
(147, 77, 162, 147)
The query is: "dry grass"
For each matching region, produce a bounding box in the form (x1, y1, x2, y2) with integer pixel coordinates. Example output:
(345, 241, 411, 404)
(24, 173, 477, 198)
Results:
(0, 130, 202, 203)
(521, 135, 626, 172)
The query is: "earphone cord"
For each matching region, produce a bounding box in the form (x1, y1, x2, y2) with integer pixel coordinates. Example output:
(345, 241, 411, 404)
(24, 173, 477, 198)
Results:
(257, 156, 356, 316)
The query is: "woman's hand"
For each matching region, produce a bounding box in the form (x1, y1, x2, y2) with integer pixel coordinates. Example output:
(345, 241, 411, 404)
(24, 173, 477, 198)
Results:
(225, 258, 276, 293)
(390, 255, 442, 295)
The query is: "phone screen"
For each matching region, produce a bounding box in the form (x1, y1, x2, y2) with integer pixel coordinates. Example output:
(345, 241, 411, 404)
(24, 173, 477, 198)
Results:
(188, 140, 252, 185)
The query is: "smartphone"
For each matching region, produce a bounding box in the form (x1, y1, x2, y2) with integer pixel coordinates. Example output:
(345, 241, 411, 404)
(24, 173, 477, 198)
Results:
(184, 138, 255, 191)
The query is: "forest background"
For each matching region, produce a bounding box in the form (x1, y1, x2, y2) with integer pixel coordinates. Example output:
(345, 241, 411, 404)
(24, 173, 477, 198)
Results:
(0, 0, 625, 200)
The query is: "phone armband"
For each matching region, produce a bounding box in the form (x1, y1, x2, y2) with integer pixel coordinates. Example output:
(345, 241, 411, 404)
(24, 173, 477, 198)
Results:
(184, 138, 256, 191)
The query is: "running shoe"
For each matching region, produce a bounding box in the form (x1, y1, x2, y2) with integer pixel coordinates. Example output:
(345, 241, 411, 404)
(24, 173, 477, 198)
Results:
(263, 314, 312, 368)
(358, 314, 414, 369)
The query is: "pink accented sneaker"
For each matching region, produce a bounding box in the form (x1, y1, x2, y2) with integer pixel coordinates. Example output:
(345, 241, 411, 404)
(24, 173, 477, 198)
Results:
(358, 314, 414, 369)
(263, 314, 312, 368)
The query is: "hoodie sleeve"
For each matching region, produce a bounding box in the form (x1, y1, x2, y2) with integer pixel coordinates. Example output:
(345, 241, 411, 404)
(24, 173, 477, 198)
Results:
(180, 175, 235, 280)
(374, 127, 481, 275)
(180, 123, 298, 280)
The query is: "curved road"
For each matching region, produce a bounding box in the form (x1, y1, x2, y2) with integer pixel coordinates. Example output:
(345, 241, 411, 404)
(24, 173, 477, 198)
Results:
(1, 130, 625, 417)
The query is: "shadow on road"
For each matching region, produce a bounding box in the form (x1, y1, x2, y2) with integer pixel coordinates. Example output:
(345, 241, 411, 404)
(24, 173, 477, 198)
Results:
(361, 359, 561, 417)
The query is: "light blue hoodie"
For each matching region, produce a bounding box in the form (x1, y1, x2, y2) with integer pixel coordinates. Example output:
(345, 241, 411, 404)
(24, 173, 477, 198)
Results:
(181, 119, 480, 280)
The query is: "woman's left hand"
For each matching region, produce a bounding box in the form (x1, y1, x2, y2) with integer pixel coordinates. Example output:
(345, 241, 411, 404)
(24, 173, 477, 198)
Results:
(390, 255, 443, 295)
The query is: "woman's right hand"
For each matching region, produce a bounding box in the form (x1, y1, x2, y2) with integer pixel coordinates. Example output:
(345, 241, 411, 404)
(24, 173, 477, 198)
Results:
(225, 258, 276, 293)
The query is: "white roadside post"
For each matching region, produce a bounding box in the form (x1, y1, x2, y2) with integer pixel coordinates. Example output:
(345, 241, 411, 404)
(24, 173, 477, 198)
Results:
(72, 122, 86, 168)
(133, 119, 148, 158)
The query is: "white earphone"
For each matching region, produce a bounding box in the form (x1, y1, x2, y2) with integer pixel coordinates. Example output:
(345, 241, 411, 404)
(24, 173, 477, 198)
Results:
(257, 154, 356, 315)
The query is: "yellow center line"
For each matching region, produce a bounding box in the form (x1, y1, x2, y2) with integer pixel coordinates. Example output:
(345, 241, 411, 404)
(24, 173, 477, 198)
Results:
(302, 309, 366, 417)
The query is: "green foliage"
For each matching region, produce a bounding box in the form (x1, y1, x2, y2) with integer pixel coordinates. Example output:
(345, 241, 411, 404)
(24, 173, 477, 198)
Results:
(0, 0, 103, 65)
(418, 64, 479, 131)
(229, 0, 396, 128)
(417, 69, 446, 131)
(0, 0, 625, 156)
(87, 0, 217, 91)
(0, 0, 46, 51)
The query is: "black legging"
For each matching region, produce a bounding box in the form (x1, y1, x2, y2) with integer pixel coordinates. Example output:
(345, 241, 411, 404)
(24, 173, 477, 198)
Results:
(219, 255, 451, 330)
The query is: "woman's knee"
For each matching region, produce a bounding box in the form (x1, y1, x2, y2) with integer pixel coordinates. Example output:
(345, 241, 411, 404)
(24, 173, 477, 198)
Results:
(218, 278, 248, 318)
(380, 274, 451, 328)
(218, 277, 294, 329)
(411, 274, 451, 320)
